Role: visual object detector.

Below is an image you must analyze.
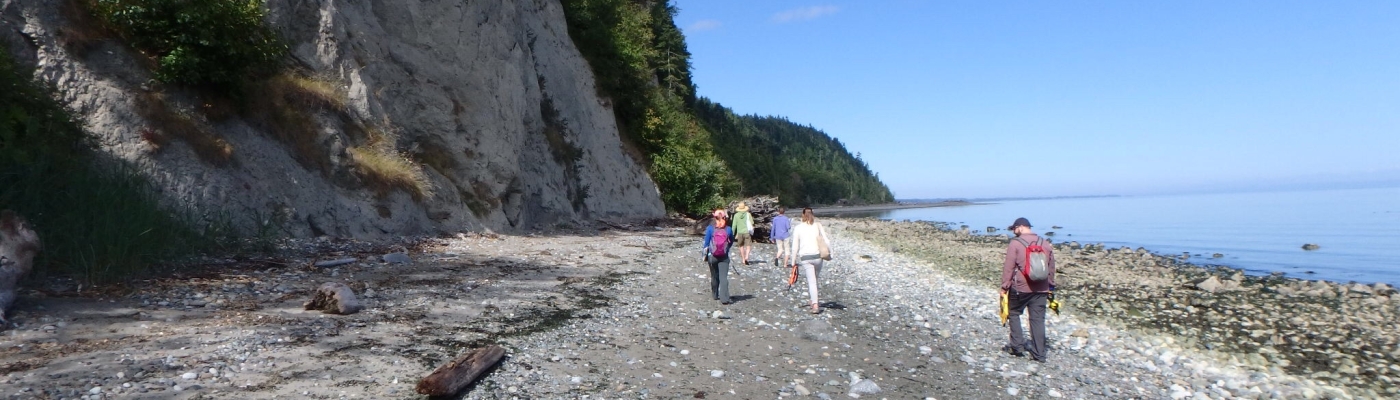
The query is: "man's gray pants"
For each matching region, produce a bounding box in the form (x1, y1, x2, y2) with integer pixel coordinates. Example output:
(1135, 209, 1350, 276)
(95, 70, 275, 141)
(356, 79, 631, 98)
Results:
(1008, 291, 1048, 360)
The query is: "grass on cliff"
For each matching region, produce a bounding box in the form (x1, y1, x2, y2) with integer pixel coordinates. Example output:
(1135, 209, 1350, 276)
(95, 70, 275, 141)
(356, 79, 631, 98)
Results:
(0, 53, 235, 285)
(348, 129, 433, 201)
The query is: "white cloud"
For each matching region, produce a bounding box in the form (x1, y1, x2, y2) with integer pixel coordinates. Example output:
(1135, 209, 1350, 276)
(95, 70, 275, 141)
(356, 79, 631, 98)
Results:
(687, 19, 722, 32)
(771, 5, 839, 23)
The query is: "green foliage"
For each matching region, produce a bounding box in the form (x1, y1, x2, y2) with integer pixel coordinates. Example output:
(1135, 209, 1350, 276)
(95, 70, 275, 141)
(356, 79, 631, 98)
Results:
(89, 0, 285, 89)
(0, 54, 232, 284)
(562, 0, 733, 215)
(562, 0, 891, 212)
(694, 98, 895, 206)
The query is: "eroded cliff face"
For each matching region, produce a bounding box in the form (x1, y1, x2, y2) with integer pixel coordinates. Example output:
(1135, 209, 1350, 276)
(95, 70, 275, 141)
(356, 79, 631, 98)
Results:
(0, 0, 664, 237)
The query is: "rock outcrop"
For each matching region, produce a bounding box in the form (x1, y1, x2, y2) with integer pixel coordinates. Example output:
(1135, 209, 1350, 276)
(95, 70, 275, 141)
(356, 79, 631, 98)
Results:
(0, 0, 665, 237)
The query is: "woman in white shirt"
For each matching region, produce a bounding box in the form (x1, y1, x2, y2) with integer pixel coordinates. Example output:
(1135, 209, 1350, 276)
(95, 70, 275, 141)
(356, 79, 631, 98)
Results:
(786, 207, 831, 314)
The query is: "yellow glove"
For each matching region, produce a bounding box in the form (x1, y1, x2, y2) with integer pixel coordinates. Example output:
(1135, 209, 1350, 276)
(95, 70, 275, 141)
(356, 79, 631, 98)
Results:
(1048, 292, 1061, 316)
(998, 291, 1009, 326)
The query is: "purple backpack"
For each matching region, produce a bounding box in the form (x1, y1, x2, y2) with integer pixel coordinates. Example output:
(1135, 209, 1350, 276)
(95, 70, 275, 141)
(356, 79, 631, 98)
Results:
(711, 228, 730, 258)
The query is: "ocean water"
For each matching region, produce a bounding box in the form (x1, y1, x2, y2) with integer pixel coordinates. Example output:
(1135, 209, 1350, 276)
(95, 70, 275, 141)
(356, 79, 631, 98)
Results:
(837, 187, 1400, 286)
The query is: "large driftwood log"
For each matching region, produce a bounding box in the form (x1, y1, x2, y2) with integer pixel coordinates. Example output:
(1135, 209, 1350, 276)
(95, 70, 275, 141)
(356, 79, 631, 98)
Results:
(688, 196, 788, 242)
(416, 345, 506, 396)
(0, 210, 42, 324)
(303, 282, 361, 315)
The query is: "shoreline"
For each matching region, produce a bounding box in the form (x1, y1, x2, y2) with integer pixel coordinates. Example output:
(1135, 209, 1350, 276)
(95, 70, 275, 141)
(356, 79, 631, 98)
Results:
(810, 200, 981, 215)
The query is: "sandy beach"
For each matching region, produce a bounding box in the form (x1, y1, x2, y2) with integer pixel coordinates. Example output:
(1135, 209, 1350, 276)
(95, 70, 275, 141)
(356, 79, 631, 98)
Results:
(1, 218, 1391, 399)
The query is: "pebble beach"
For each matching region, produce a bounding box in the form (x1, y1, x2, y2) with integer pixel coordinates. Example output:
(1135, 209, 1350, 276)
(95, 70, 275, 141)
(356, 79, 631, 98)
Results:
(1, 218, 1391, 399)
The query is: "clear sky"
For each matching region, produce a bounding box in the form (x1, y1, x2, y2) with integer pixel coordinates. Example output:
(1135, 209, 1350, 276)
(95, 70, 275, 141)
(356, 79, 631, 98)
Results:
(671, 1, 1400, 199)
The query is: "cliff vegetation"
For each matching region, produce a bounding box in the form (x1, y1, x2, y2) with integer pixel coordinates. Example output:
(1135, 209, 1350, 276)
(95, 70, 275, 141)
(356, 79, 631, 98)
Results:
(561, 0, 893, 213)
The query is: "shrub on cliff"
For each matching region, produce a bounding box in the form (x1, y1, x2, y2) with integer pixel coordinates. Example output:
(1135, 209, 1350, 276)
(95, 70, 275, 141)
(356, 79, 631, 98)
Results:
(88, 0, 285, 89)
(562, 0, 736, 214)
(0, 54, 228, 284)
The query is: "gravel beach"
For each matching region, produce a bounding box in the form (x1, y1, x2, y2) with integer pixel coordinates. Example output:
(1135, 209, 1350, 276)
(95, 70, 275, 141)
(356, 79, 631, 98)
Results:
(1, 218, 1389, 399)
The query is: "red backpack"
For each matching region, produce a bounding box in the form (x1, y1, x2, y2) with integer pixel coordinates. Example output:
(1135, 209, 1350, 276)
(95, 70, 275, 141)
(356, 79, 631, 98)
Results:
(1015, 237, 1050, 282)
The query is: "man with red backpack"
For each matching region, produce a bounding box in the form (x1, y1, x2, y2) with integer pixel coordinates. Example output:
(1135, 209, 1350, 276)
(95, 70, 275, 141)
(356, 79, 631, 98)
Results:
(1001, 217, 1057, 362)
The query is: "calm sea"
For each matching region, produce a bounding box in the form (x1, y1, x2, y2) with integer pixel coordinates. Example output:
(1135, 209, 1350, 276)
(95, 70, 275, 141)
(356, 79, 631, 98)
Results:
(835, 187, 1400, 286)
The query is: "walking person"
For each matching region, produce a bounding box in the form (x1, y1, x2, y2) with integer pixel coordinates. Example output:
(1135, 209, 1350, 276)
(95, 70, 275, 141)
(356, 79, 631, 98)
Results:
(787, 207, 832, 314)
(769, 207, 792, 266)
(1001, 217, 1057, 362)
(702, 209, 736, 304)
(732, 202, 755, 265)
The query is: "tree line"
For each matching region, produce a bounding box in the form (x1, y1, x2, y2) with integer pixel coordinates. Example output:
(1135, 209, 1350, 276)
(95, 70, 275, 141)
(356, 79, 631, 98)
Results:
(561, 0, 892, 214)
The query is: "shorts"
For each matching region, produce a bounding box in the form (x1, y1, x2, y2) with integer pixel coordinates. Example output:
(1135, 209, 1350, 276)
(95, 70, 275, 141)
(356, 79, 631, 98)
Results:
(735, 233, 752, 246)
(774, 238, 790, 252)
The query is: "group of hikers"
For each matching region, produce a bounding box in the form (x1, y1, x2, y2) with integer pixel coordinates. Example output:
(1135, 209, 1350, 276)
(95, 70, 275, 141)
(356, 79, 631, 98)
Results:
(698, 205, 1059, 363)
(700, 203, 831, 314)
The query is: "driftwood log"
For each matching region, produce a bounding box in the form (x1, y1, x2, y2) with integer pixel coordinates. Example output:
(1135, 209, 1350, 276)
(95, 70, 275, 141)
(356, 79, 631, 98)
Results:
(689, 196, 786, 243)
(303, 282, 362, 315)
(416, 345, 506, 396)
(0, 210, 42, 324)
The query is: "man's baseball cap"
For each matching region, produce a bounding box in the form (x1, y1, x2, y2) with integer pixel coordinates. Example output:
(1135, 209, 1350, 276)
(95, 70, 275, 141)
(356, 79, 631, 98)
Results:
(1008, 217, 1032, 230)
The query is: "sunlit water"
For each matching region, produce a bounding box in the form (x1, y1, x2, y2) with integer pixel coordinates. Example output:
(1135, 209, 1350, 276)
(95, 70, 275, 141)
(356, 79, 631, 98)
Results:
(835, 187, 1400, 285)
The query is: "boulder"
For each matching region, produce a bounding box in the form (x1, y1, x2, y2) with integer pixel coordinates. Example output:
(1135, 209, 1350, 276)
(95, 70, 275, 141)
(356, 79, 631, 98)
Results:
(304, 282, 362, 315)
(0, 210, 42, 323)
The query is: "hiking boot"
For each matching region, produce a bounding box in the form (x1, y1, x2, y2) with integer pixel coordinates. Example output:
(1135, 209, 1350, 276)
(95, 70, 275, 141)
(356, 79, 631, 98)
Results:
(1001, 345, 1025, 357)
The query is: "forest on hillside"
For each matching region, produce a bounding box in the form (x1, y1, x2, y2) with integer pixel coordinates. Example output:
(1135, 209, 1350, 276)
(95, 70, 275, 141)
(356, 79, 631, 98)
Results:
(693, 99, 893, 207)
(561, 0, 893, 212)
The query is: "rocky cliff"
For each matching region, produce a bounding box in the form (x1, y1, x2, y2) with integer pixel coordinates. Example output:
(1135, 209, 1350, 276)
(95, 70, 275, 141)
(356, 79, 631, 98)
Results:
(0, 0, 664, 237)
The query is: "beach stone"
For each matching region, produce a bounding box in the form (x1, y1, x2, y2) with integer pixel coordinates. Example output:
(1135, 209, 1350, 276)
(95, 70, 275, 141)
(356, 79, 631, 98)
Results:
(1071, 328, 1090, 338)
(381, 252, 411, 264)
(795, 384, 811, 395)
(710, 370, 724, 378)
(1349, 283, 1373, 295)
(849, 379, 880, 395)
(799, 320, 839, 342)
(1196, 276, 1223, 293)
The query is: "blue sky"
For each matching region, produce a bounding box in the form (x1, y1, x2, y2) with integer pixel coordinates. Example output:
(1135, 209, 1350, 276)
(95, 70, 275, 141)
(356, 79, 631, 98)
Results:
(671, 1, 1400, 199)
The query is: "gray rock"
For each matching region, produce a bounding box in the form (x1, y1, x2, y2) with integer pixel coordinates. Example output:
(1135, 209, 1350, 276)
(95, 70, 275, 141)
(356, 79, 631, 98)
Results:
(304, 282, 362, 315)
(1195, 276, 1223, 293)
(381, 252, 411, 264)
(710, 370, 724, 378)
(848, 379, 880, 395)
(799, 319, 838, 342)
